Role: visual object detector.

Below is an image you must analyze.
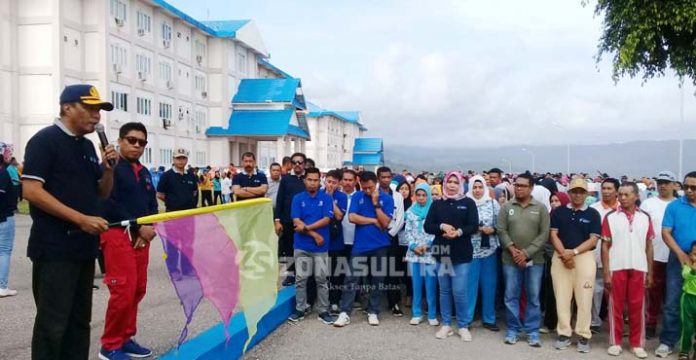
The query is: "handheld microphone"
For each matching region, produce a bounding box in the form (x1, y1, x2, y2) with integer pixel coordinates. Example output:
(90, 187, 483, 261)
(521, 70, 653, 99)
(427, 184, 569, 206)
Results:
(95, 123, 115, 167)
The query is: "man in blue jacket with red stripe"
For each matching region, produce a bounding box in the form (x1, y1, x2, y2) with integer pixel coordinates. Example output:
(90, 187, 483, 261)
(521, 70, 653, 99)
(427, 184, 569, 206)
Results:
(99, 122, 158, 360)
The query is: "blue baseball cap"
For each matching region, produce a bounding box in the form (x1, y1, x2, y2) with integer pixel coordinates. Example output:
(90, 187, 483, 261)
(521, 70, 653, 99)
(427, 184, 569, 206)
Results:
(59, 84, 114, 111)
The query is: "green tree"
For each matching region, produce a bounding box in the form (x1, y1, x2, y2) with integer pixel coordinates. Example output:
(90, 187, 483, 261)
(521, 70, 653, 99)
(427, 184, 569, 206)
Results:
(587, 0, 696, 84)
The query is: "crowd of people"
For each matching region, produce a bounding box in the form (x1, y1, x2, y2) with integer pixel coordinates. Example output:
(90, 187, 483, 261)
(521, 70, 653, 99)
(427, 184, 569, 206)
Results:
(1, 84, 696, 360)
(277, 165, 696, 360)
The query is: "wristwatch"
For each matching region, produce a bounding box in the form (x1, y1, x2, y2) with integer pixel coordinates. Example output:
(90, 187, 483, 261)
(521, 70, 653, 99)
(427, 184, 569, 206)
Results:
(373, 203, 381, 209)
(573, 248, 580, 256)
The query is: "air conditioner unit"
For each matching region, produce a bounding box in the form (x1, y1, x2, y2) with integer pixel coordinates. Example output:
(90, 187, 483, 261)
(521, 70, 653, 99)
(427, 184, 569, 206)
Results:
(201, 91, 207, 99)
(137, 28, 145, 36)
(112, 63, 122, 74)
(137, 71, 147, 81)
(162, 118, 171, 129)
(163, 39, 170, 48)
(115, 18, 124, 27)
(196, 55, 202, 64)
(166, 80, 174, 89)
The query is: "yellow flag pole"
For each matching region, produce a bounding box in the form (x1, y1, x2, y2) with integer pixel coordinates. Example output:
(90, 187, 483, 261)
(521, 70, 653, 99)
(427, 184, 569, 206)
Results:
(134, 197, 271, 225)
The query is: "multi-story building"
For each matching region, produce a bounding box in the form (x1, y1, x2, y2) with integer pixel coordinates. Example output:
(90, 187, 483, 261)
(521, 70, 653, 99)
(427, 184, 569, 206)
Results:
(1, 0, 272, 167)
(305, 102, 366, 171)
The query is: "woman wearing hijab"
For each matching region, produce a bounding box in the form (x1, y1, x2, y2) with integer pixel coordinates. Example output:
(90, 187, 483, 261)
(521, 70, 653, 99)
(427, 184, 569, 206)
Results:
(0, 143, 18, 297)
(465, 175, 502, 331)
(541, 191, 570, 333)
(424, 171, 479, 341)
(396, 181, 414, 307)
(404, 183, 438, 325)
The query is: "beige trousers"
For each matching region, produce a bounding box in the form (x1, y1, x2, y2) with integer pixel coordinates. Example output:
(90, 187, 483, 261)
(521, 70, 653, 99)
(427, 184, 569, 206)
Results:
(551, 251, 597, 339)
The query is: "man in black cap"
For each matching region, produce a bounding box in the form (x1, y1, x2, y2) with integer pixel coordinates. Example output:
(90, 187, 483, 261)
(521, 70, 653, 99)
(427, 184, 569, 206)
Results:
(22, 84, 118, 360)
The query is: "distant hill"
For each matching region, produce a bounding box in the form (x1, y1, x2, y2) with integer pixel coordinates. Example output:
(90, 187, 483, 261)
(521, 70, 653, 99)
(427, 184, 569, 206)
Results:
(384, 139, 696, 178)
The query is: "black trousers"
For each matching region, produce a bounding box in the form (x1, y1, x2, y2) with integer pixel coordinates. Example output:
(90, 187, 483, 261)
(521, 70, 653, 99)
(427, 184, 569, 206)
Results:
(213, 191, 222, 205)
(200, 190, 213, 207)
(386, 238, 409, 308)
(329, 248, 350, 306)
(542, 252, 558, 329)
(32, 260, 95, 360)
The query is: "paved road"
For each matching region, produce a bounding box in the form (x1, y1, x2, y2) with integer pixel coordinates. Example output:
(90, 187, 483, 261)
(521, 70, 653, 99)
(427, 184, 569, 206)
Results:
(244, 312, 664, 360)
(0, 214, 220, 359)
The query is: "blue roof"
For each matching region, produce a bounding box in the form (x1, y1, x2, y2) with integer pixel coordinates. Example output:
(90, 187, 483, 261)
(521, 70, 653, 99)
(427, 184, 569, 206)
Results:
(232, 79, 306, 110)
(353, 138, 383, 153)
(153, 1, 249, 38)
(352, 153, 384, 166)
(306, 101, 362, 125)
(201, 20, 250, 38)
(206, 110, 309, 139)
(257, 58, 294, 79)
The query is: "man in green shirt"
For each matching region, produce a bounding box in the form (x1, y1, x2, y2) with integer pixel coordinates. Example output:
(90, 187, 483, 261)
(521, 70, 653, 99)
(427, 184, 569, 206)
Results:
(497, 173, 550, 347)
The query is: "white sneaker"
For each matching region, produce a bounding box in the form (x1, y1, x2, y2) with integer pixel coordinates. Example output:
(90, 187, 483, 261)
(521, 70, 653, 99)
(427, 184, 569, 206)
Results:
(0, 288, 17, 297)
(428, 318, 440, 326)
(655, 344, 672, 358)
(632, 347, 648, 359)
(333, 312, 350, 327)
(436, 325, 454, 339)
(368, 313, 379, 326)
(409, 316, 423, 325)
(607, 345, 623, 356)
(459, 328, 472, 342)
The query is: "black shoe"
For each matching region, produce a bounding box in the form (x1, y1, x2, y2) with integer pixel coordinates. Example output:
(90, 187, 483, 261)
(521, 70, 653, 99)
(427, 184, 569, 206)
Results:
(646, 325, 656, 339)
(391, 305, 403, 317)
(590, 325, 600, 334)
(282, 276, 295, 287)
(483, 322, 500, 332)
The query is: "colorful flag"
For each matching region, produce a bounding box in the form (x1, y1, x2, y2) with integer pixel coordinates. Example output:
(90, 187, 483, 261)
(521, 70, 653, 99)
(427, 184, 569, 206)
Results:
(153, 198, 278, 351)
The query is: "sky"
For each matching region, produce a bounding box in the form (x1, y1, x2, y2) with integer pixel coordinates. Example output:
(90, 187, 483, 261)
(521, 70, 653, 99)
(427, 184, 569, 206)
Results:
(168, 0, 696, 149)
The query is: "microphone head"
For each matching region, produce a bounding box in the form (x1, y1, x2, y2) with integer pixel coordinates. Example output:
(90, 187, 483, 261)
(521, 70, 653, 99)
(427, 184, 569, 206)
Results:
(95, 123, 105, 132)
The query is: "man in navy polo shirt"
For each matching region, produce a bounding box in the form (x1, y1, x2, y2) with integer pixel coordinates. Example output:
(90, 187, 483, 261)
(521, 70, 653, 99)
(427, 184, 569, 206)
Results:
(156, 148, 198, 212)
(549, 179, 601, 353)
(656, 171, 696, 358)
(22, 84, 118, 360)
(233, 152, 268, 201)
(334, 171, 394, 327)
(98, 122, 158, 360)
(287, 167, 334, 324)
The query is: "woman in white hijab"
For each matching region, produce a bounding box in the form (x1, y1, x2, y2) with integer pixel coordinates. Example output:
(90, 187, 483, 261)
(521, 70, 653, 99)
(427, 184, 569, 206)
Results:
(465, 175, 501, 331)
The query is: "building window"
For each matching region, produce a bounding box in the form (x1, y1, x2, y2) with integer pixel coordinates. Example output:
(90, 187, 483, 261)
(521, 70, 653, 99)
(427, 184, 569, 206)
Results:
(237, 53, 247, 74)
(195, 40, 206, 62)
(195, 110, 206, 133)
(136, 97, 151, 115)
(141, 147, 152, 164)
(159, 103, 172, 120)
(110, 0, 127, 23)
(136, 11, 151, 34)
(161, 23, 172, 47)
(110, 44, 127, 72)
(159, 62, 172, 84)
(111, 91, 128, 111)
(196, 151, 206, 166)
(194, 74, 206, 93)
(136, 54, 151, 79)
(159, 148, 173, 165)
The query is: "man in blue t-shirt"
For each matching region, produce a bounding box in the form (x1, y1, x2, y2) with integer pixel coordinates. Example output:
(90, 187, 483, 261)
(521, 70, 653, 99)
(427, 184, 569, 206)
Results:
(334, 171, 394, 328)
(287, 167, 335, 325)
(323, 169, 348, 314)
(656, 171, 696, 357)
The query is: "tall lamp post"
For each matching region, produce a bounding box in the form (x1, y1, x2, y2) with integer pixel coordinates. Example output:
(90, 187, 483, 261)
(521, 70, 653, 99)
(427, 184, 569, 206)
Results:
(552, 122, 571, 175)
(679, 85, 684, 181)
(521, 148, 536, 174)
(501, 158, 512, 174)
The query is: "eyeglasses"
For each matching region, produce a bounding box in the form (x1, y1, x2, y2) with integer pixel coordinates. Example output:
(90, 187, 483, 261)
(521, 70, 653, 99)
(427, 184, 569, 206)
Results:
(513, 183, 530, 188)
(292, 160, 305, 165)
(123, 136, 148, 147)
(684, 185, 696, 192)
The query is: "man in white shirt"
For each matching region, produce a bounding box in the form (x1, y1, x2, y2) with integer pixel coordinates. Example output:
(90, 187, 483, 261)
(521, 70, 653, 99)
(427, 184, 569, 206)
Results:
(221, 172, 232, 204)
(590, 177, 621, 333)
(266, 162, 282, 208)
(640, 171, 677, 338)
(340, 170, 358, 251)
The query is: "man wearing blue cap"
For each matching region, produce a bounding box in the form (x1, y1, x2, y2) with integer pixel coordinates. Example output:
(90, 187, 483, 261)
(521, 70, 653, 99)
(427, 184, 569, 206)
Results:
(22, 84, 118, 360)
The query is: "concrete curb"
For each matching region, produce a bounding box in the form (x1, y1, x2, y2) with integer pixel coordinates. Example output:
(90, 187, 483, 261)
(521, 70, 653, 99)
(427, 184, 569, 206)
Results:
(159, 286, 295, 360)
